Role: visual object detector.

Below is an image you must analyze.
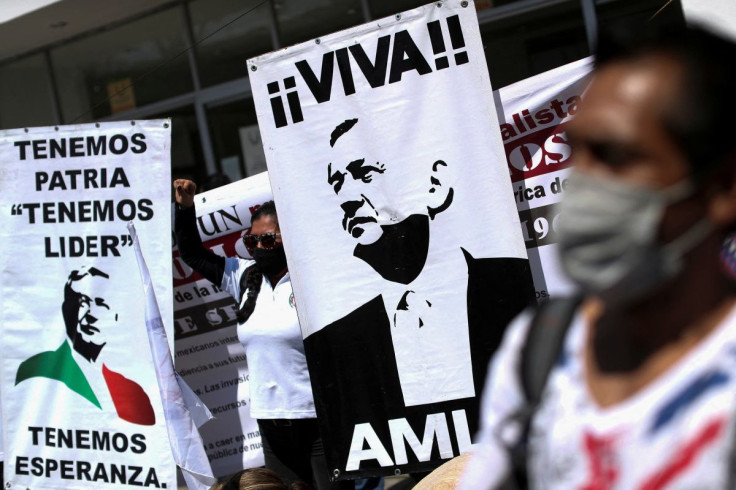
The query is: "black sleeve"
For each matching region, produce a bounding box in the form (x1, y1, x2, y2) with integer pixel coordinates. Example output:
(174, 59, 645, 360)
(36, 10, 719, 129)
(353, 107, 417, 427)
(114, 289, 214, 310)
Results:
(174, 204, 225, 286)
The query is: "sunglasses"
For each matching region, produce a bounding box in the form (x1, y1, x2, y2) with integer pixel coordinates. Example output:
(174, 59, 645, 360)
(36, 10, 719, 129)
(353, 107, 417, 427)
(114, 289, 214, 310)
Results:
(242, 233, 282, 250)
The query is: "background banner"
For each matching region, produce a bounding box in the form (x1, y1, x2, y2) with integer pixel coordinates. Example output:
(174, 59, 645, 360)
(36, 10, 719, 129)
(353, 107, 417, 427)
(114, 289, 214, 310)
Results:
(0, 120, 175, 489)
(172, 173, 270, 477)
(495, 57, 592, 300)
(681, 0, 736, 42)
(249, 0, 535, 478)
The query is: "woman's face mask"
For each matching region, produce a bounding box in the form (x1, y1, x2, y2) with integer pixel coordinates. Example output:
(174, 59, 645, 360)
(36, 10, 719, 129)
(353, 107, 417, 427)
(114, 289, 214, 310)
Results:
(555, 170, 712, 307)
(252, 246, 287, 276)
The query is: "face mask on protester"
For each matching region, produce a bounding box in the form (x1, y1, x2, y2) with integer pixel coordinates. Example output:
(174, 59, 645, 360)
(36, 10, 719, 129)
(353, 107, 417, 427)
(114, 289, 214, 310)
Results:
(252, 247, 288, 276)
(555, 170, 712, 307)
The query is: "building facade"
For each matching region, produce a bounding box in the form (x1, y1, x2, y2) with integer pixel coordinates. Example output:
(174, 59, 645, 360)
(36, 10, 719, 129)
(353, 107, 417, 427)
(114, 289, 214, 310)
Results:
(0, 0, 683, 183)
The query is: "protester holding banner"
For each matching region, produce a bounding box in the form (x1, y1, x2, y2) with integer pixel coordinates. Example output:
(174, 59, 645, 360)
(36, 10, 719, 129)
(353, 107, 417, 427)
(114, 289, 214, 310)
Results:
(173, 179, 353, 490)
(461, 26, 736, 489)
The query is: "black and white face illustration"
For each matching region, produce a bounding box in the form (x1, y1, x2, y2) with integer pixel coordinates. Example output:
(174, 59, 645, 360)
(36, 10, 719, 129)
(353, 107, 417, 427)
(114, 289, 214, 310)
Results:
(327, 119, 389, 246)
(327, 118, 455, 247)
(63, 267, 118, 362)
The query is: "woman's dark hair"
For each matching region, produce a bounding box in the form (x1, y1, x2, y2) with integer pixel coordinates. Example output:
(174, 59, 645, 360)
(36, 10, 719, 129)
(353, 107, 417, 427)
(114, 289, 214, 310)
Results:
(251, 200, 278, 226)
(236, 200, 279, 323)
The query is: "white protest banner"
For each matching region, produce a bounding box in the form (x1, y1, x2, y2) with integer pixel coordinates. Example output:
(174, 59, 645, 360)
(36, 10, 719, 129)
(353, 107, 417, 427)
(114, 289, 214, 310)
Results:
(682, 0, 736, 42)
(0, 120, 175, 488)
(172, 173, 271, 477)
(249, 0, 535, 478)
(495, 57, 592, 300)
(129, 223, 215, 490)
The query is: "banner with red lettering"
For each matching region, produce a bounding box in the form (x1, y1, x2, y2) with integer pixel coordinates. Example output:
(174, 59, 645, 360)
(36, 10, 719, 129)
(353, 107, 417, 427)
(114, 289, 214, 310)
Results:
(0, 120, 176, 488)
(495, 57, 592, 299)
(172, 173, 270, 477)
(248, 0, 535, 479)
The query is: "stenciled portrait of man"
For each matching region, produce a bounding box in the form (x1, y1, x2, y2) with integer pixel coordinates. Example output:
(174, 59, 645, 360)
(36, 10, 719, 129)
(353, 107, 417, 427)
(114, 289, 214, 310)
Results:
(248, 7, 540, 474)
(15, 266, 155, 426)
(302, 116, 536, 469)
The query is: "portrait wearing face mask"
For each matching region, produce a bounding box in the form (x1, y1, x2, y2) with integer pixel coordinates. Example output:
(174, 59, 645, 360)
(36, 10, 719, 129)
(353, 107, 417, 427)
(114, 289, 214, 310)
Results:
(555, 170, 712, 307)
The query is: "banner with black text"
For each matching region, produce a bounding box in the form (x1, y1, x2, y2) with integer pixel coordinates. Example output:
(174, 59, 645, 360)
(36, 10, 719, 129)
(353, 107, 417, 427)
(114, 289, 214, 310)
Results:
(249, 0, 535, 479)
(495, 57, 592, 299)
(0, 120, 175, 489)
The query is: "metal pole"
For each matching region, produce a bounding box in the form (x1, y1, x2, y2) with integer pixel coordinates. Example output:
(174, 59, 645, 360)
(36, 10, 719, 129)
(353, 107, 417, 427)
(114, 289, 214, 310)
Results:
(44, 50, 63, 125)
(360, 0, 372, 22)
(267, 0, 282, 50)
(181, 3, 217, 176)
(580, 0, 598, 54)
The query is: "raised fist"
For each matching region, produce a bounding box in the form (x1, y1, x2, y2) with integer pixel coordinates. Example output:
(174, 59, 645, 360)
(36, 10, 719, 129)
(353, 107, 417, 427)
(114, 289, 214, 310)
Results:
(173, 179, 197, 209)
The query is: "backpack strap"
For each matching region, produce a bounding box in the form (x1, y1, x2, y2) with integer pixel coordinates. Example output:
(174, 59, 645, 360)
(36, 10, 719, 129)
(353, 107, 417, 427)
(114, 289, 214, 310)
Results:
(510, 295, 582, 488)
(520, 296, 582, 405)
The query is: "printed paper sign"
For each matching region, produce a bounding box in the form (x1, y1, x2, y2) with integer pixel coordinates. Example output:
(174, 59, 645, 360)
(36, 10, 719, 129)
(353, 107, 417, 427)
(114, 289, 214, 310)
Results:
(172, 173, 271, 477)
(239, 125, 268, 177)
(249, 0, 535, 478)
(495, 57, 592, 299)
(0, 120, 176, 489)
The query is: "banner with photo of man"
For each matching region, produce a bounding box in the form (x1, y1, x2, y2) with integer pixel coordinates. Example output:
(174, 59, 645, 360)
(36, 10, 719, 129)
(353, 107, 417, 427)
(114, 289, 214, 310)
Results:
(0, 121, 176, 489)
(495, 57, 593, 299)
(249, 0, 535, 478)
(172, 173, 271, 477)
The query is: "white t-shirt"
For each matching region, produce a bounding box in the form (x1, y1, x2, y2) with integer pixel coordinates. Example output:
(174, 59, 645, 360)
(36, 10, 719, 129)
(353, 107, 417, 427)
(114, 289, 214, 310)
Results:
(461, 303, 736, 490)
(221, 257, 316, 420)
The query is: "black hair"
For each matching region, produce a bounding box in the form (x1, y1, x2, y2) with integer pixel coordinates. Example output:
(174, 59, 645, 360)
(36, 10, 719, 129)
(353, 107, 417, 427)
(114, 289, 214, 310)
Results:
(596, 26, 736, 181)
(251, 200, 278, 226)
(236, 200, 279, 323)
